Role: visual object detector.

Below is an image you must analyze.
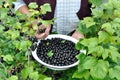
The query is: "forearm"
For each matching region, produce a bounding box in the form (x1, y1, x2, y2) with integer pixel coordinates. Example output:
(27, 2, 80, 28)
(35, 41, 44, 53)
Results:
(18, 5, 30, 14)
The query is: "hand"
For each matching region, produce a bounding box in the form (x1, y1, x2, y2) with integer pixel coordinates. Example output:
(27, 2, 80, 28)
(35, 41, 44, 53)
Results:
(72, 30, 84, 40)
(35, 24, 51, 39)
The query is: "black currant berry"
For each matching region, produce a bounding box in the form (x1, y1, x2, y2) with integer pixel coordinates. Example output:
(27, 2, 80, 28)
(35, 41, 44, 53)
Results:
(30, 43, 37, 51)
(39, 14, 45, 19)
(37, 22, 42, 27)
(20, 32, 24, 36)
(11, 4, 15, 8)
(34, 16, 38, 19)
(38, 28, 46, 34)
(10, 68, 16, 75)
(2, 1, 5, 4)
(19, 20, 25, 23)
(0, 57, 4, 63)
(3, 26, 9, 31)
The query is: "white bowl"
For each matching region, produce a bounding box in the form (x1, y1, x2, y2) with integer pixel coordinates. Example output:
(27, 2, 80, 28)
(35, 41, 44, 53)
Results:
(31, 34, 86, 70)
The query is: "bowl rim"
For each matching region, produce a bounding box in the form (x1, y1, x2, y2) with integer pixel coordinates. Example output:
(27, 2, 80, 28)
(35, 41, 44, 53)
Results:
(31, 34, 85, 69)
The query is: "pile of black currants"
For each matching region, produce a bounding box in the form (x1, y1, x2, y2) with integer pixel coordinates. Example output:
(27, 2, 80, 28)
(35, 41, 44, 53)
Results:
(36, 38, 80, 66)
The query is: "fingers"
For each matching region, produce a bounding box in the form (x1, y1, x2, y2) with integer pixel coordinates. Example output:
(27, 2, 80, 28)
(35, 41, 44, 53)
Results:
(72, 31, 84, 40)
(35, 33, 46, 39)
(35, 25, 51, 39)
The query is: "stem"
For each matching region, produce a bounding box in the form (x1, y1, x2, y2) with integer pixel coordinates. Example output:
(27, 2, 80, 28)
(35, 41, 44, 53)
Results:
(28, 49, 31, 67)
(0, 62, 7, 80)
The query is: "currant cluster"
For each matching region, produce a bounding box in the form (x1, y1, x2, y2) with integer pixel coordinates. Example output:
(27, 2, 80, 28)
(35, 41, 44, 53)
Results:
(2, 1, 15, 9)
(10, 64, 24, 75)
(7, 9, 16, 17)
(34, 14, 45, 19)
(37, 38, 80, 66)
(28, 36, 38, 43)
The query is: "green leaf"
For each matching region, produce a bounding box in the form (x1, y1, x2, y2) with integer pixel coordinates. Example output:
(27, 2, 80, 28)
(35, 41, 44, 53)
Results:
(76, 53, 86, 61)
(89, 0, 102, 6)
(3, 55, 13, 62)
(113, 9, 120, 17)
(6, 30, 20, 40)
(81, 17, 96, 28)
(77, 53, 86, 72)
(109, 46, 120, 62)
(91, 8, 103, 18)
(88, 46, 104, 57)
(98, 31, 110, 43)
(113, 18, 120, 23)
(109, 66, 120, 80)
(72, 70, 90, 79)
(75, 42, 84, 50)
(28, 2, 38, 9)
(44, 78, 52, 80)
(29, 72, 39, 80)
(83, 56, 97, 69)
(102, 49, 109, 60)
(102, 23, 114, 35)
(80, 38, 98, 47)
(7, 76, 18, 80)
(90, 60, 109, 80)
(39, 19, 53, 26)
(0, 69, 7, 79)
(40, 3, 51, 14)
(102, 1, 114, 10)
(47, 50, 53, 57)
(38, 74, 50, 80)
(21, 67, 33, 79)
(19, 40, 31, 51)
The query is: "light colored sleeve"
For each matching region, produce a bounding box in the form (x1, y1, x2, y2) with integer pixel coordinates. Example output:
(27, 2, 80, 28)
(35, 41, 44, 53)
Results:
(12, 0, 26, 11)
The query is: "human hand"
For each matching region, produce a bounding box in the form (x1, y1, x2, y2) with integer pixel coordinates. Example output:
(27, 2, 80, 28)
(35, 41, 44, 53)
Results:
(72, 30, 84, 40)
(35, 24, 51, 39)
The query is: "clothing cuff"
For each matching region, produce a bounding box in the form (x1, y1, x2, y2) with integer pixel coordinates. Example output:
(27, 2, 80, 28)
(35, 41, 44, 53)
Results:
(12, 2, 26, 11)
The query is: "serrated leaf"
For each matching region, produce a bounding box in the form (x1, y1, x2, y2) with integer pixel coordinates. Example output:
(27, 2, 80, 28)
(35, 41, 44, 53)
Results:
(98, 31, 110, 43)
(6, 30, 20, 40)
(80, 38, 98, 47)
(81, 17, 95, 28)
(102, 2, 114, 10)
(109, 46, 120, 62)
(113, 18, 120, 23)
(0, 69, 7, 79)
(29, 72, 39, 80)
(75, 42, 84, 50)
(102, 49, 109, 60)
(40, 3, 51, 14)
(88, 46, 104, 57)
(92, 8, 103, 18)
(102, 23, 114, 35)
(72, 70, 90, 79)
(77, 53, 86, 72)
(109, 66, 120, 80)
(89, 0, 102, 6)
(28, 2, 38, 9)
(3, 55, 13, 62)
(44, 78, 52, 80)
(7, 76, 18, 80)
(21, 67, 33, 79)
(90, 60, 109, 80)
(39, 19, 53, 26)
(47, 50, 53, 57)
(83, 56, 97, 69)
(76, 53, 86, 61)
